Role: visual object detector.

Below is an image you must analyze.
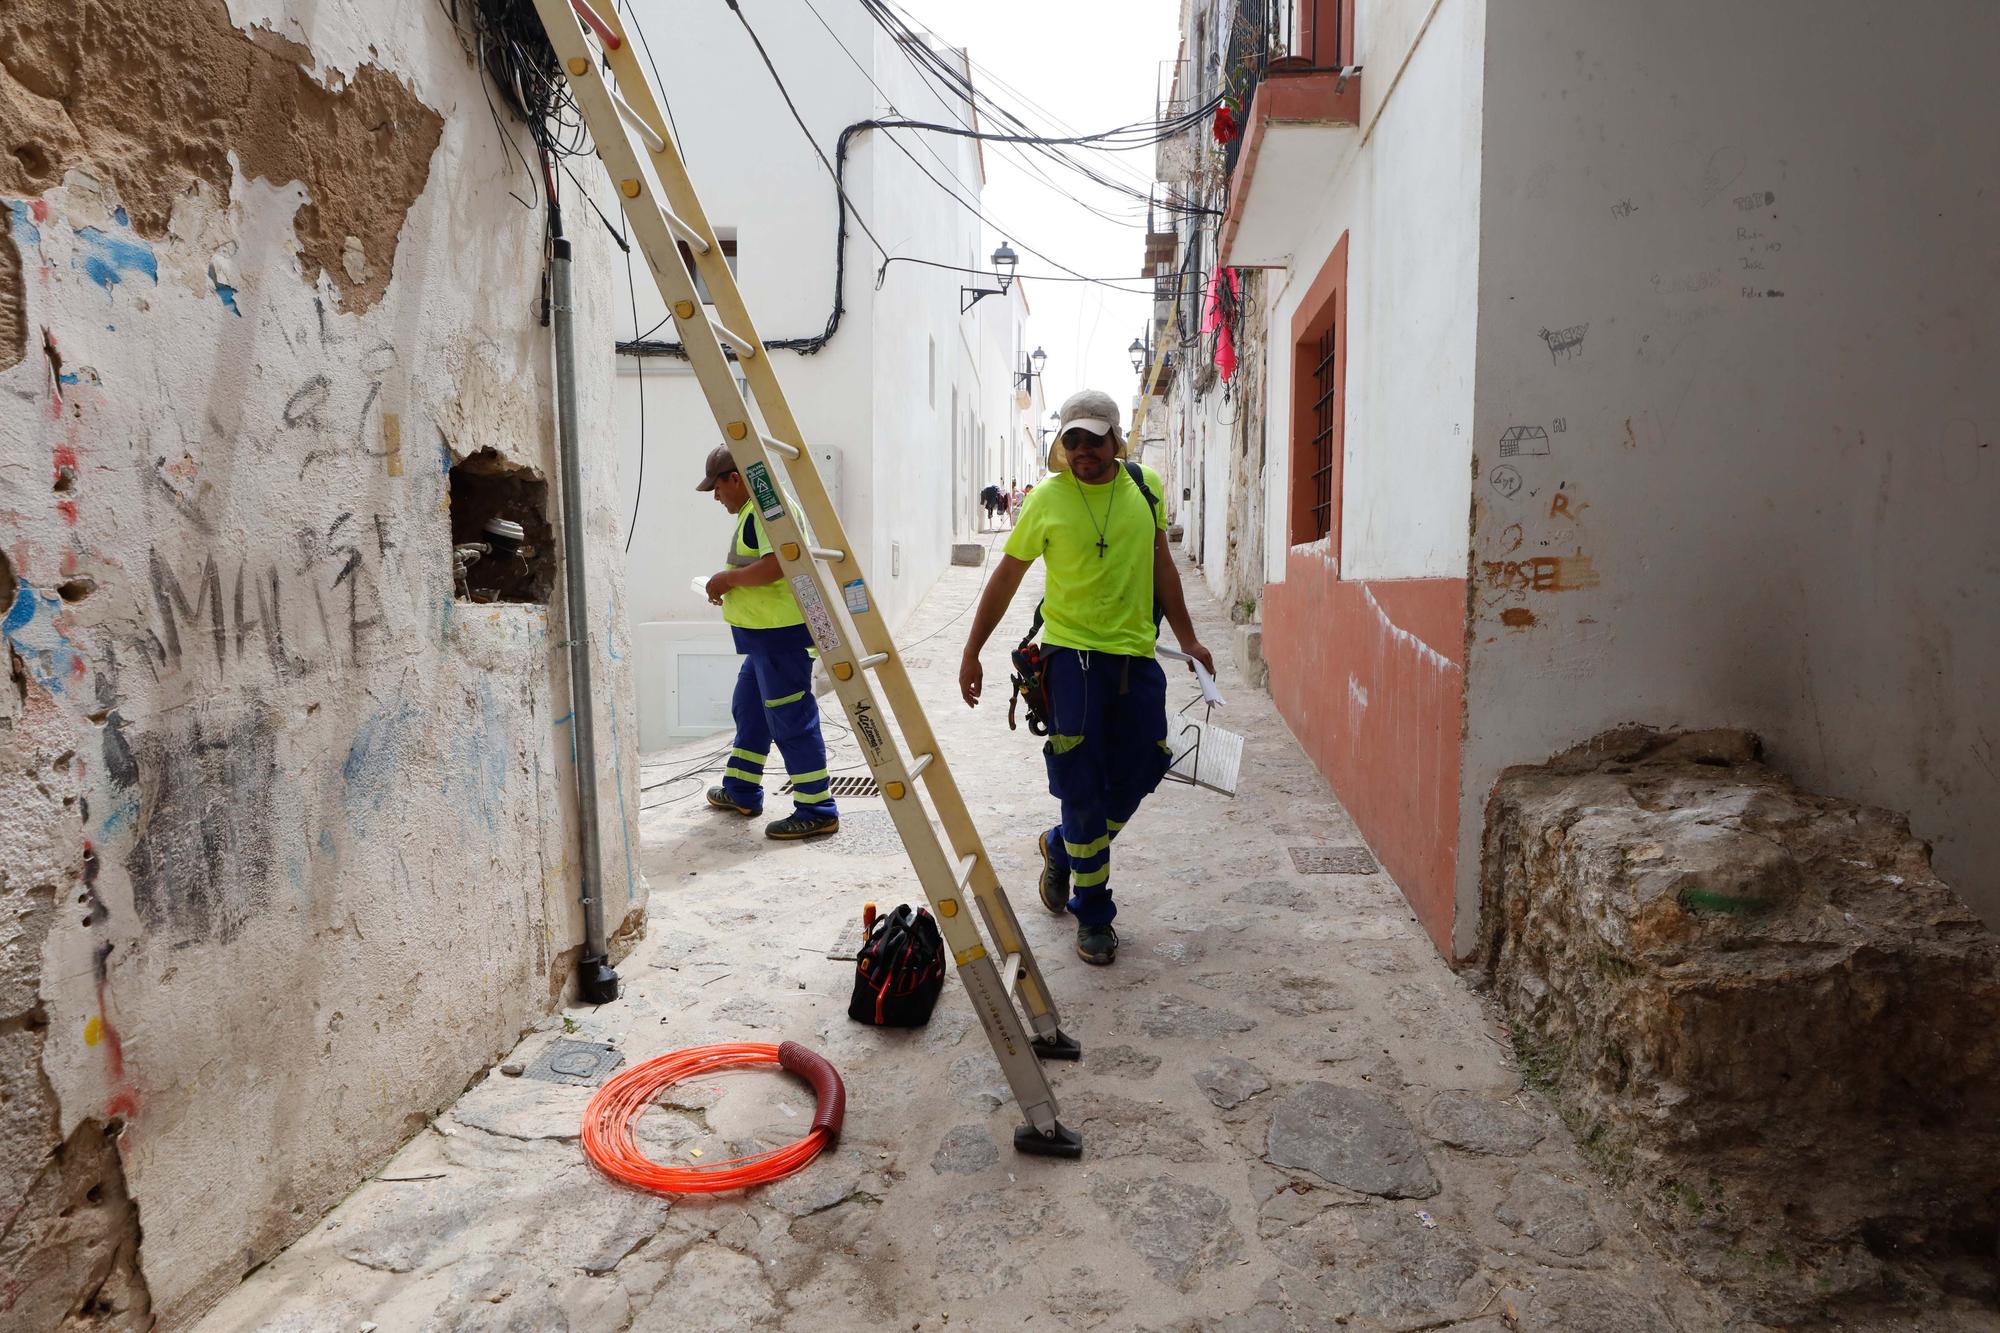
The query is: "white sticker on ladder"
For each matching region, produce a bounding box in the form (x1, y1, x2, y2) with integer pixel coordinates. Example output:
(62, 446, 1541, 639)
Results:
(790, 574, 843, 655)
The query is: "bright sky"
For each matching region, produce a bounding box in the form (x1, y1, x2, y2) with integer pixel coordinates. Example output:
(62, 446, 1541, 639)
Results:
(892, 0, 1184, 431)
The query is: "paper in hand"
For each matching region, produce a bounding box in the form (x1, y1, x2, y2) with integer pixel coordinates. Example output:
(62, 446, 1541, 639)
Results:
(1157, 645, 1226, 709)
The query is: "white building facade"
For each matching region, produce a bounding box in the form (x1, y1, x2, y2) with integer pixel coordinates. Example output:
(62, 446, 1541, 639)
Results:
(1157, 0, 2000, 957)
(613, 2, 1029, 746)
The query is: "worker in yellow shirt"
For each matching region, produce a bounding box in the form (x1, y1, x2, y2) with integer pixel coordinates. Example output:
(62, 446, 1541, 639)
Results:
(956, 390, 1213, 964)
(697, 445, 838, 840)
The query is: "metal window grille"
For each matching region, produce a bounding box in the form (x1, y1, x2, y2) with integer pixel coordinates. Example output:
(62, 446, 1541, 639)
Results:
(1307, 324, 1337, 541)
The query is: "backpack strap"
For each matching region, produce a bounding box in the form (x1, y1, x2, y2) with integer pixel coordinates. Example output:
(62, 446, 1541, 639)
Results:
(1124, 460, 1160, 523)
(1124, 461, 1166, 638)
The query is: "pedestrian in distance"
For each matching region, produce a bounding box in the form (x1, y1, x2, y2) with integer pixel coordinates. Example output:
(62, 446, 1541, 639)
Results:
(697, 445, 839, 840)
(980, 481, 1003, 531)
(956, 390, 1214, 965)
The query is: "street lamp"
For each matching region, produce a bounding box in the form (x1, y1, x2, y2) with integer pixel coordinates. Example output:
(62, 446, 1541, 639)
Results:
(1128, 335, 1149, 374)
(1013, 345, 1047, 392)
(961, 240, 1021, 313)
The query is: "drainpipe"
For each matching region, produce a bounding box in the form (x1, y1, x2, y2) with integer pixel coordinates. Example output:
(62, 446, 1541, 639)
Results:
(552, 233, 621, 1005)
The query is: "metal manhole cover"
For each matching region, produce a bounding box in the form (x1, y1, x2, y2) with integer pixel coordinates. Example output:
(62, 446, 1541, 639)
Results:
(779, 774, 879, 798)
(522, 1039, 625, 1087)
(1290, 846, 1379, 875)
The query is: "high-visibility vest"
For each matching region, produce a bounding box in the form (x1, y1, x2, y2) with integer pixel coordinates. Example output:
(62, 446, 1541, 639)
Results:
(722, 501, 806, 630)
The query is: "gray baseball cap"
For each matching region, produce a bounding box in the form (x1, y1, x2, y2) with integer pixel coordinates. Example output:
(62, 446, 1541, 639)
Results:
(1045, 388, 1126, 473)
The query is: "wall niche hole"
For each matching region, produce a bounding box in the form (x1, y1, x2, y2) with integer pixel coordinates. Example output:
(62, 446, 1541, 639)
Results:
(447, 448, 555, 604)
(57, 576, 95, 602)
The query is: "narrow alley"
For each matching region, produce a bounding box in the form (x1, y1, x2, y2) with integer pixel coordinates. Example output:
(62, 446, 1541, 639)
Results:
(7, 1, 1999, 1329)
(198, 556, 1749, 1333)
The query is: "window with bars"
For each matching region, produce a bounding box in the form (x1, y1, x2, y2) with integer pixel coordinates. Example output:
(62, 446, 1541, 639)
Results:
(1289, 235, 1346, 550)
(1305, 324, 1337, 541)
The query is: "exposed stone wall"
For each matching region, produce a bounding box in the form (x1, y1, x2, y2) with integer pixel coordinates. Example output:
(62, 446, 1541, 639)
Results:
(1477, 727, 2000, 1320)
(0, 1, 643, 1325)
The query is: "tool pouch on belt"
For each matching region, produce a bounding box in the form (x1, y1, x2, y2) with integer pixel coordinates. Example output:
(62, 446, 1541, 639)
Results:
(847, 904, 946, 1028)
(1007, 603, 1051, 736)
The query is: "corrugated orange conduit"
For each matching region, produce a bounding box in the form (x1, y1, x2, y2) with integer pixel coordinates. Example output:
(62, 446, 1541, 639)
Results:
(581, 1040, 844, 1194)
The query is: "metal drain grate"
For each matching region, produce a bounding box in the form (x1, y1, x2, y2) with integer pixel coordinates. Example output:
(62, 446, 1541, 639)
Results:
(780, 774, 880, 798)
(1290, 846, 1379, 875)
(521, 1038, 625, 1087)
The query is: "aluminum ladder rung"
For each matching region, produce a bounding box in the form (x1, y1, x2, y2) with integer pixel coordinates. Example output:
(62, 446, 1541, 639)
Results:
(611, 88, 665, 154)
(759, 433, 800, 460)
(709, 315, 757, 359)
(906, 753, 934, 782)
(807, 545, 846, 563)
(856, 652, 889, 671)
(953, 852, 978, 891)
(658, 202, 709, 254)
(1000, 951, 1023, 998)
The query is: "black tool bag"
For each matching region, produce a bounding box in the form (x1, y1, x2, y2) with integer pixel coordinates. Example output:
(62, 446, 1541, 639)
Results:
(848, 904, 947, 1028)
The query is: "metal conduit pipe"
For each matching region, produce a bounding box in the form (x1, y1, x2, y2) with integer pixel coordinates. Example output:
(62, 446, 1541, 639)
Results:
(552, 233, 621, 1005)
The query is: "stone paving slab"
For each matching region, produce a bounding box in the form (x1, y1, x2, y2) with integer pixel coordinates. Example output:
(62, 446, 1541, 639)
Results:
(196, 555, 1817, 1332)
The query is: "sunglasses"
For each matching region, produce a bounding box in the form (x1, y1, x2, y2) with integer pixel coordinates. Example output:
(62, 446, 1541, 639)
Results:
(1062, 429, 1113, 450)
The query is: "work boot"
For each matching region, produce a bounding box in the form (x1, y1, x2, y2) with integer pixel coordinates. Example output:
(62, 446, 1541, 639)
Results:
(1076, 922, 1118, 966)
(1038, 829, 1070, 914)
(707, 786, 760, 816)
(766, 811, 839, 840)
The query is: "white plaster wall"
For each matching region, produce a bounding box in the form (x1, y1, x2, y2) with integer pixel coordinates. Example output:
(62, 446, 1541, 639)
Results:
(1262, 0, 1485, 586)
(1459, 0, 2000, 945)
(868, 28, 992, 600)
(0, 2, 640, 1321)
(613, 5, 998, 746)
(612, 0, 878, 749)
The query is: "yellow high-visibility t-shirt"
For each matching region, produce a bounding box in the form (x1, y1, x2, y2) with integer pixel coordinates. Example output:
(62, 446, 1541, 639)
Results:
(1004, 464, 1167, 658)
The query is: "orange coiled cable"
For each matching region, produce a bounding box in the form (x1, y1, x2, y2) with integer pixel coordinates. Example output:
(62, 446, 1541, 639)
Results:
(582, 1041, 840, 1195)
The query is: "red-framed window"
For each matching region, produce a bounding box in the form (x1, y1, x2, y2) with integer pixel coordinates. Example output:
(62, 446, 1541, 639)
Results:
(1289, 231, 1348, 549)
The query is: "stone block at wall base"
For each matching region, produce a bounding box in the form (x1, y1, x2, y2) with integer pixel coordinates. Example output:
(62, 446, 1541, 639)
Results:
(1477, 727, 2000, 1323)
(950, 543, 984, 567)
(1234, 625, 1268, 690)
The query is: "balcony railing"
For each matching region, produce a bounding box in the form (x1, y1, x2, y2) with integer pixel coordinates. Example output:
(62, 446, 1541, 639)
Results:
(1221, 0, 1348, 182)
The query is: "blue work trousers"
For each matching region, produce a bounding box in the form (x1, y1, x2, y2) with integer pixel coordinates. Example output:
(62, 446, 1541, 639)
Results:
(1041, 648, 1173, 926)
(720, 625, 837, 818)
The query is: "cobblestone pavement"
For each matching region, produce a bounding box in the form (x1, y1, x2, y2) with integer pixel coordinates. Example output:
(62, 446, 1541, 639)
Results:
(199, 548, 1745, 1333)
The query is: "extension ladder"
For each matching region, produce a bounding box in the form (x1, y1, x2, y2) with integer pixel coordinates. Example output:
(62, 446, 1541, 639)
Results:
(537, 0, 1085, 1157)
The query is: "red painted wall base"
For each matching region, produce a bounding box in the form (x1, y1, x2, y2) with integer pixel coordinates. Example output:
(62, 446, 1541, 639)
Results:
(1263, 551, 1465, 957)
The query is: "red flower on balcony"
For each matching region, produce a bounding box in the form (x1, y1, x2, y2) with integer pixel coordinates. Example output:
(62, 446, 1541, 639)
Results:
(1212, 102, 1239, 145)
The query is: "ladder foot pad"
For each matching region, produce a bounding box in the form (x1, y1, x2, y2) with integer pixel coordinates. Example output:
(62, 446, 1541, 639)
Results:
(1031, 1030, 1083, 1062)
(1013, 1121, 1083, 1160)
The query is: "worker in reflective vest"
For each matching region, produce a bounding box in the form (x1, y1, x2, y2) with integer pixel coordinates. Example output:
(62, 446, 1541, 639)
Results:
(697, 445, 839, 840)
(955, 390, 1213, 965)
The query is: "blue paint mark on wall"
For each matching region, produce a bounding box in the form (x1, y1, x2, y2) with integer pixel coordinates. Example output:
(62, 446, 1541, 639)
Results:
(2, 581, 34, 637)
(112, 206, 128, 226)
(100, 798, 138, 837)
(342, 700, 425, 820)
(441, 680, 508, 834)
(73, 226, 157, 294)
(8, 200, 41, 248)
(2, 579, 85, 696)
(208, 263, 242, 315)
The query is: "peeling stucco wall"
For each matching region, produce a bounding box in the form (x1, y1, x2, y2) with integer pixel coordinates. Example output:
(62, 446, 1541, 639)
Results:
(0, 1, 644, 1325)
